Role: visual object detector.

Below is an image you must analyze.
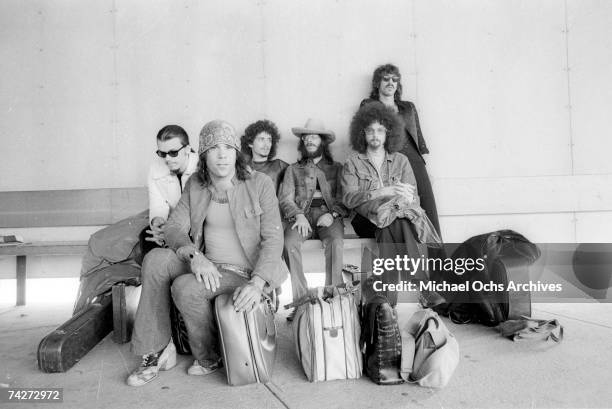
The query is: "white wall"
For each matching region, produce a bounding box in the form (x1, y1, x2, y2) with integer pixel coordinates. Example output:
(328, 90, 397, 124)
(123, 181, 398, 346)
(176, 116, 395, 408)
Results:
(1, 0, 611, 242)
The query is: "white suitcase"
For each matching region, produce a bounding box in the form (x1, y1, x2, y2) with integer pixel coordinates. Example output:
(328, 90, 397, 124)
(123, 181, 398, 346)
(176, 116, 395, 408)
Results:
(293, 287, 362, 382)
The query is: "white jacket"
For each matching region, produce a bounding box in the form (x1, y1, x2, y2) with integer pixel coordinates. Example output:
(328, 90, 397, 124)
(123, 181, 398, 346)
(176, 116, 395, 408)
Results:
(147, 149, 199, 223)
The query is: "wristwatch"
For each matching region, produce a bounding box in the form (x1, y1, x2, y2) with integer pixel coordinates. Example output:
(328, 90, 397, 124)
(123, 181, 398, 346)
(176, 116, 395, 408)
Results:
(331, 211, 340, 219)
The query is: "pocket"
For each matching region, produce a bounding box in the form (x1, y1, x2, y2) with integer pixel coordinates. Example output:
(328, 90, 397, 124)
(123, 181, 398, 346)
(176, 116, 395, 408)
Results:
(356, 171, 374, 190)
(244, 204, 263, 218)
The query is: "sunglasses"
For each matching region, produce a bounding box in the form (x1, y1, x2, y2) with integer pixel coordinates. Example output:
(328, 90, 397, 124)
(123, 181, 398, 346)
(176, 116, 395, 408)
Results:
(382, 75, 400, 83)
(156, 144, 187, 158)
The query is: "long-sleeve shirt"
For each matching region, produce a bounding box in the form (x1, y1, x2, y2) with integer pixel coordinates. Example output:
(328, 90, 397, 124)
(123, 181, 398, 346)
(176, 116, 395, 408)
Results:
(164, 171, 287, 289)
(278, 158, 348, 221)
(341, 151, 419, 218)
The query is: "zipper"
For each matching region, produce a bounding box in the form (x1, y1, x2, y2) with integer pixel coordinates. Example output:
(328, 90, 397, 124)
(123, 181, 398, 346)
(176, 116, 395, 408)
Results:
(244, 311, 259, 383)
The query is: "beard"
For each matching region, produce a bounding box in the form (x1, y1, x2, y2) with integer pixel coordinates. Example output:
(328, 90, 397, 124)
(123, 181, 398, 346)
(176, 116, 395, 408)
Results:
(303, 144, 324, 159)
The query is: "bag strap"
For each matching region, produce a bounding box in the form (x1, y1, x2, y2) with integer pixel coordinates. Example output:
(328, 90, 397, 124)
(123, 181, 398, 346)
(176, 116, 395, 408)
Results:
(400, 326, 416, 382)
(498, 317, 564, 342)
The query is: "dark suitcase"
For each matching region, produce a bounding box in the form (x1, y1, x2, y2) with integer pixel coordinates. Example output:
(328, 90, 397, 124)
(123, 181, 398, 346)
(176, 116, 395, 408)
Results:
(111, 283, 142, 344)
(361, 296, 404, 385)
(38, 292, 113, 373)
(215, 293, 276, 386)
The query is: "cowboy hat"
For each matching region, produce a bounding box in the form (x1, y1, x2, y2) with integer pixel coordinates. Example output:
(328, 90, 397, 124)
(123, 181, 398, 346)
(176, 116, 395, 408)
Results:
(291, 118, 335, 143)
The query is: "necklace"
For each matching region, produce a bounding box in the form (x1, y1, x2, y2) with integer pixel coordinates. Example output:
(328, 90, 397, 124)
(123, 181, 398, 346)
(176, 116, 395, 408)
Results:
(208, 185, 229, 204)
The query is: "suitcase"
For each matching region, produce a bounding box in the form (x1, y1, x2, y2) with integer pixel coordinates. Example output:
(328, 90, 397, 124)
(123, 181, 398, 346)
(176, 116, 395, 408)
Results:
(111, 283, 141, 344)
(361, 296, 404, 385)
(38, 292, 113, 373)
(214, 293, 276, 386)
(293, 286, 362, 382)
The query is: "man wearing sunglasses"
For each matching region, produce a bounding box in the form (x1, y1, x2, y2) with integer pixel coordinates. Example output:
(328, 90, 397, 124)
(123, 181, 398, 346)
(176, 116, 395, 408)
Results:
(359, 64, 442, 242)
(146, 125, 199, 247)
(127, 120, 286, 386)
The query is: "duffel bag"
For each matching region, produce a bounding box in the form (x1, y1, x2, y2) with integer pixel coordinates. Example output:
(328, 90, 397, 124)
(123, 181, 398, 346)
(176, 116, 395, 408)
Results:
(400, 309, 459, 388)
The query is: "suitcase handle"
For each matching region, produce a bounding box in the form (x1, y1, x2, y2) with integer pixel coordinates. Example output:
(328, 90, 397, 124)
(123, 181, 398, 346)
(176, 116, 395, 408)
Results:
(283, 281, 361, 309)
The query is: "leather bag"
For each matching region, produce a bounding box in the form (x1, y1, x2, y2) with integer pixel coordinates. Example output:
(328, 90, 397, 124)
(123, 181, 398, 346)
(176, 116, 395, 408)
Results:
(292, 285, 362, 382)
(361, 295, 404, 385)
(215, 292, 276, 386)
(436, 230, 540, 326)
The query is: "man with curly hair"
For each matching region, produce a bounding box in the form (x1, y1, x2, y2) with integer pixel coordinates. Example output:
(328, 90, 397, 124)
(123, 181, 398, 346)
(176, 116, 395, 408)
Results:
(241, 119, 288, 194)
(126, 120, 286, 386)
(342, 104, 443, 307)
(279, 118, 348, 321)
(360, 63, 442, 239)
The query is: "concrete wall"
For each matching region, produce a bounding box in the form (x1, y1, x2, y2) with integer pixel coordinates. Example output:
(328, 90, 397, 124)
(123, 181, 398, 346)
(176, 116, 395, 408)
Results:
(1, 0, 611, 243)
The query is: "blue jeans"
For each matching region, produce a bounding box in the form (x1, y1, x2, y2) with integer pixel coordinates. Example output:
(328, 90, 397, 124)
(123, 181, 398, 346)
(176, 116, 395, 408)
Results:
(130, 248, 248, 362)
(283, 205, 344, 301)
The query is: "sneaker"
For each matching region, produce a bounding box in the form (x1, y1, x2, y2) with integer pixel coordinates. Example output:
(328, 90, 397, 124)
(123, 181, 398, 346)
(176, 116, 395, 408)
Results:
(286, 308, 297, 322)
(187, 359, 222, 376)
(126, 341, 177, 386)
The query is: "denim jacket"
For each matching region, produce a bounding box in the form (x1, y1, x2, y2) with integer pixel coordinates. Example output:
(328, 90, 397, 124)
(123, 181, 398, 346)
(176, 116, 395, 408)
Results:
(278, 158, 348, 221)
(164, 171, 287, 289)
(341, 151, 419, 218)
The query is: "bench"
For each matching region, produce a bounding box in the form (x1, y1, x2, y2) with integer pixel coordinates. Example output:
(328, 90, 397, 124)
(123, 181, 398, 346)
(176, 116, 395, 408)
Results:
(0, 188, 148, 306)
(0, 188, 377, 306)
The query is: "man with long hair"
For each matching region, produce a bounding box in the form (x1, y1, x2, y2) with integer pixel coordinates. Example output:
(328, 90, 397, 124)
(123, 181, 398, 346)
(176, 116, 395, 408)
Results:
(342, 104, 443, 307)
(126, 120, 286, 386)
(278, 118, 348, 321)
(360, 63, 442, 239)
(241, 119, 288, 194)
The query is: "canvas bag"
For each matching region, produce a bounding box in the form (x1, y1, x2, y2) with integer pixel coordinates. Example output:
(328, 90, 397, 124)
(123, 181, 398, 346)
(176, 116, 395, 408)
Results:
(400, 309, 459, 388)
(289, 283, 362, 382)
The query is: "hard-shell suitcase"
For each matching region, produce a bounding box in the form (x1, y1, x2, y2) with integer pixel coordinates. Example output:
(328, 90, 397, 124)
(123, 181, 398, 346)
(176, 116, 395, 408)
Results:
(293, 286, 362, 382)
(111, 283, 141, 344)
(37, 292, 113, 373)
(214, 293, 276, 386)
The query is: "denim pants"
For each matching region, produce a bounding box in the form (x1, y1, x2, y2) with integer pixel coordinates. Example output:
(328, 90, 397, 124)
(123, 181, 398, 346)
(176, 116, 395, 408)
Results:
(283, 205, 344, 301)
(130, 248, 248, 362)
(352, 215, 428, 306)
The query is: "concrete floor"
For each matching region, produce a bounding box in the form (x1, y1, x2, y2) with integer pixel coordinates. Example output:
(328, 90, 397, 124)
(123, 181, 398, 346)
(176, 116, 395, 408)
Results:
(1, 298, 612, 409)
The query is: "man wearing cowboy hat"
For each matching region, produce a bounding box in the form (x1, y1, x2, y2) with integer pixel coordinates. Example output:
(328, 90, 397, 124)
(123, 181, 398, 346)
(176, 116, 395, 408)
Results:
(127, 120, 286, 386)
(278, 118, 348, 321)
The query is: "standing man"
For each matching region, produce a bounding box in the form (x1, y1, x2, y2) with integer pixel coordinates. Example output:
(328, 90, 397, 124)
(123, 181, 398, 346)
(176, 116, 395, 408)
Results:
(241, 119, 289, 194)
(279, 119, 348, 321)
(360, 64, 442, 239)
(342, 104, 442, 307)
(126, 120, 286, 386)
